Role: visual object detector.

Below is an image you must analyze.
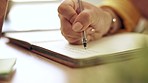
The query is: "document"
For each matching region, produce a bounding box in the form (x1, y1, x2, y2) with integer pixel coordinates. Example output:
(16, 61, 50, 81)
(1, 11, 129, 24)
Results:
(3, 30, 148, 68)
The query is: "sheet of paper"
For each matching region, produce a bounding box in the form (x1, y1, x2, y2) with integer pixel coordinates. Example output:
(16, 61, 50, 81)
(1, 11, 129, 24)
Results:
(32, 32, 147, 59)
(5, 30, 147, 59)
(4, 30, 64, 42)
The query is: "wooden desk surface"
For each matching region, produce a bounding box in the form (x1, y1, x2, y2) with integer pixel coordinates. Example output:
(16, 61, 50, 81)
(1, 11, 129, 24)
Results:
(0, 37, 148, 83)
(1, 1, 148, 83)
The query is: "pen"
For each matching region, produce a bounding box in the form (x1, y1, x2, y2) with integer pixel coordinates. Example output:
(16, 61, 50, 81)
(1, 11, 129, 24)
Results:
(77, 0, 87, 49)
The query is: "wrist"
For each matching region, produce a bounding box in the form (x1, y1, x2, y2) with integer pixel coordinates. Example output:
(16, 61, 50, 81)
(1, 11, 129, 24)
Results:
(101, 7, 122, 34)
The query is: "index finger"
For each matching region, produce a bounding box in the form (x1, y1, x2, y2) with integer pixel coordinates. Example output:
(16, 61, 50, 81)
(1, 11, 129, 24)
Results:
(58, 0, 78, 23)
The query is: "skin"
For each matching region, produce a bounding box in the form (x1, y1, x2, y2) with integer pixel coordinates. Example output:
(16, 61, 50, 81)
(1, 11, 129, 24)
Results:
(58, 0, 113, 45)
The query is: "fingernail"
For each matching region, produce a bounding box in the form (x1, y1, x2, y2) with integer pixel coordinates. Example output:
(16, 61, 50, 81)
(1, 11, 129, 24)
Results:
(72, 22, 83, 32)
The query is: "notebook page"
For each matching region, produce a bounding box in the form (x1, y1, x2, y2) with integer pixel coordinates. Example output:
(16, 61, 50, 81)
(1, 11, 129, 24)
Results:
(32, 33, 146, 59)
(4, 30, 65, 43)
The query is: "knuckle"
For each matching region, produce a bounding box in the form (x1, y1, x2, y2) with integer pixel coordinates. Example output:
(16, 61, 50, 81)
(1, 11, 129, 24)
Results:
(81, 12, 90, 20)
(58, 3, 67, 14)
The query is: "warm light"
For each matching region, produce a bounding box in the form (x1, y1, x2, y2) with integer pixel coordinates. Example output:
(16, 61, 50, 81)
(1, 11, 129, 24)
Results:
(10, 0, 60, 2)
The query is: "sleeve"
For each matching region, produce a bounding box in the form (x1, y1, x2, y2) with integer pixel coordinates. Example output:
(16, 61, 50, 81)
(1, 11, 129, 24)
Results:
(99, 0, 141, 32)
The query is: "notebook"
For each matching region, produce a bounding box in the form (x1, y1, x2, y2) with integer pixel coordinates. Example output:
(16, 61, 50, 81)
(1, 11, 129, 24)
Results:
(3, 30, 148, 68)
(0, 0, 9, 38)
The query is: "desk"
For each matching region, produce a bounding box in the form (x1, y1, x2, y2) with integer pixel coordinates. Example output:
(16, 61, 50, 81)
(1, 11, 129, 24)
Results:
(1, 1, 148, 83)
(0, 37, 148, 83)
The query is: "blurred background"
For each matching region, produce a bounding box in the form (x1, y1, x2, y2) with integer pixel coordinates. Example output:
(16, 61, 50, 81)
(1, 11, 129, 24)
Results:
(2, 0, 102, 32)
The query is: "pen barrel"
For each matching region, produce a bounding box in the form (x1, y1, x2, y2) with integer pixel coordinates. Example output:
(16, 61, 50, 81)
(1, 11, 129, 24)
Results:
(82, 31, 87, 43)
(77, 0, 87, 48)
(77, 0, 83, 13)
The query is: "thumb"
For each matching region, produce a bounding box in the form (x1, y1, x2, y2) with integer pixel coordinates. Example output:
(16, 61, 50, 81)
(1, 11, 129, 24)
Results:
(72, 10, 92, 32)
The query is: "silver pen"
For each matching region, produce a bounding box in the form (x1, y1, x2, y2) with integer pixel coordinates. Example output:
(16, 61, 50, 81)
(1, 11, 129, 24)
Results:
(77, 0, 87, 49)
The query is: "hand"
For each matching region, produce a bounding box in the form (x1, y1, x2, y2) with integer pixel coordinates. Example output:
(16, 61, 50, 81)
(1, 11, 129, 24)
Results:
(58, 0, 113, 45)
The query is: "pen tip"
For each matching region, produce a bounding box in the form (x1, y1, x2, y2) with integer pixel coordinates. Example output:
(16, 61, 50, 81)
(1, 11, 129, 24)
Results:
(83, 43, 87, 49)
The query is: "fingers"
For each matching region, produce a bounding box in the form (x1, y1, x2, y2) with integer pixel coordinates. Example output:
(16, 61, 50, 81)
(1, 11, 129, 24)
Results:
(59, 14, 102, 44)
(58, 0, 78, 23)
(58, 0, 108, 44)
(58, 0, 93, 32)
(59, 14, 81, 44)
(59, 14, 80, 37)
(72, 10, 92, 32)
(86, 27, 95, 35)
(59, 14, 96, 44)
(86, 27, 101, 41)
